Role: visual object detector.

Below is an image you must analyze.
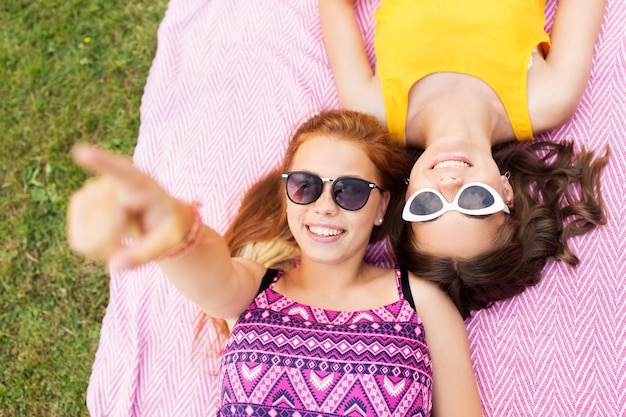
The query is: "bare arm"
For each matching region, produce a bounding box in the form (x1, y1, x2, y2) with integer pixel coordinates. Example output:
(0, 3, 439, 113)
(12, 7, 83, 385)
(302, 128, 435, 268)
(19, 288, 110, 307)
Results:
(529, 0, 607, 131)
(410, 276, 483, 417)
(318, 0, 386, 122)
(67, 144, 265, 320)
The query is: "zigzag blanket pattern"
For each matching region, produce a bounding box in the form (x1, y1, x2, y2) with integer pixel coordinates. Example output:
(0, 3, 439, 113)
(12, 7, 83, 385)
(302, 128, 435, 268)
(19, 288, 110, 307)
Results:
(86, 0, 626, 416)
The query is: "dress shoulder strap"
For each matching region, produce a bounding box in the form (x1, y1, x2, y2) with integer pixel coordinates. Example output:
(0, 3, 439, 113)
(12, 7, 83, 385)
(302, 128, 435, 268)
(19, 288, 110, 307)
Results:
(398, 266, 417, 311)
(256, 268, 281, 296)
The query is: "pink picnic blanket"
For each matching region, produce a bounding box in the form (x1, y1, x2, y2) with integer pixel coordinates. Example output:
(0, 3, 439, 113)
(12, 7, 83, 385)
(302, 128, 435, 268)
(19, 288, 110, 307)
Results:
(86, 1, 626, 416)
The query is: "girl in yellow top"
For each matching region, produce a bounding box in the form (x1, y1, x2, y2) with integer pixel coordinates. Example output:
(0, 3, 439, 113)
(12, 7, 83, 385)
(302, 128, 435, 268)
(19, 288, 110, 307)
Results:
(319, 0, 608, 317)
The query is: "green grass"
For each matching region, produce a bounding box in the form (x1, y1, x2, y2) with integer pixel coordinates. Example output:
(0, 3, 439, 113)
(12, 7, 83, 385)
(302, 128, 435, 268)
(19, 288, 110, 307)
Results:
(1, 1, 168, 415)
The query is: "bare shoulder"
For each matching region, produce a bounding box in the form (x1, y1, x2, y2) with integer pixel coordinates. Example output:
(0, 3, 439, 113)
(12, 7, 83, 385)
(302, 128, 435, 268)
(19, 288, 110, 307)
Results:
(407, 272, 466, 331)
(526, 54, 583, 134)
(407, 273, 458, 315)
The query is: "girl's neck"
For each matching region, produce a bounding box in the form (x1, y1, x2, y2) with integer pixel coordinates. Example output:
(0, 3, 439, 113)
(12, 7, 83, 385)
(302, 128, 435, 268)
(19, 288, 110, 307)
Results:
(405, 73, 509, 148)
(289, 257, 369, 291)
(278, 260, 395, 312)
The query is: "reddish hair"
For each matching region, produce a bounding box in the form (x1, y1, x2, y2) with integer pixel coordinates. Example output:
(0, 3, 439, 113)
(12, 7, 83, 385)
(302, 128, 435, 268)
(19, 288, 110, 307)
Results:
(200, 109, 413, 361)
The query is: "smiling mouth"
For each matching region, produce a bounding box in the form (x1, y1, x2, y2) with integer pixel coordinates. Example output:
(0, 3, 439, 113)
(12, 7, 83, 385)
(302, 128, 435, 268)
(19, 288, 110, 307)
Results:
(432, 159, 472, 169)
(308, 225, 344, 237)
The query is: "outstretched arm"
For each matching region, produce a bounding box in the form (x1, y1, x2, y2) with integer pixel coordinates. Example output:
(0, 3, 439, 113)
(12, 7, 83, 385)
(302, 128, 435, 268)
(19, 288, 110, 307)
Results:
(529, 0, 607, 132)
(318, 0, 386, 122)
(67, 144, 266, 320)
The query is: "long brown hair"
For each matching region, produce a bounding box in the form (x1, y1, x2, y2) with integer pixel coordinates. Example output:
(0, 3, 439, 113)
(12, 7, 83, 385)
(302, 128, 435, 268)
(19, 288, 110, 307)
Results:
(394, 140, 608, 319)
(204, 109, 413, 355)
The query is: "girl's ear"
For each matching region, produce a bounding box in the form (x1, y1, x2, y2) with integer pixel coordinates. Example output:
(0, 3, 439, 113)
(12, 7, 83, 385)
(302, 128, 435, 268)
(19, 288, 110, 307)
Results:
(501, 174, 514, 208)
(377, 190, 391, 224)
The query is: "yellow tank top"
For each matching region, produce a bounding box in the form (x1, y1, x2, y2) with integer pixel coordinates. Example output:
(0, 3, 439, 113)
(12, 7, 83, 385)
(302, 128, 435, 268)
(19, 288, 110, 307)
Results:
(374, 0, 550, 143)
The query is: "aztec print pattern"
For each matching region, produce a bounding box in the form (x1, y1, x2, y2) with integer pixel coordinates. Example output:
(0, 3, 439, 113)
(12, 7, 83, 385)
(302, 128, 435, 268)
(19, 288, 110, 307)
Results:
(86, 0, 626, 416)
(218, 269, 432, 416)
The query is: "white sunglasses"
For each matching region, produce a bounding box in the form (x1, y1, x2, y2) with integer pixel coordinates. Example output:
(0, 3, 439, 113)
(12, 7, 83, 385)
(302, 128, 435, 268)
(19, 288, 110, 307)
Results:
(403, 182, 510, 222)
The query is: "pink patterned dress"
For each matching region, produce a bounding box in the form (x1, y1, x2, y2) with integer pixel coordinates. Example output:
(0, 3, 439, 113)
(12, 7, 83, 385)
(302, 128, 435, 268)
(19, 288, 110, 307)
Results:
(218, 268, 433, 416)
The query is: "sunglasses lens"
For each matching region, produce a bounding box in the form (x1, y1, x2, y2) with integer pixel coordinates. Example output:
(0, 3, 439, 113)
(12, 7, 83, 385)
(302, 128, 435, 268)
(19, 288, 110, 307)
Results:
(409, 191, 444, 216)
(333, 178, 372, 210)
(286, 172, 322, 205)
(458, 185, 495, 210)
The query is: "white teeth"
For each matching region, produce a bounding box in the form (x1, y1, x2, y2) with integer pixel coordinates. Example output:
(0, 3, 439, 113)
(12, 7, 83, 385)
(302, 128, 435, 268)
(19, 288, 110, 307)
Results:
(309, 226, 342, 237)
(433, 160, 471, 169)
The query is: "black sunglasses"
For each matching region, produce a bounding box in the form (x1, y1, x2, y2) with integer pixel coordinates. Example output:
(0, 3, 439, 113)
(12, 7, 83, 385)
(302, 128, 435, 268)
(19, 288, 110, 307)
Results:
(281, 171, 380, 211)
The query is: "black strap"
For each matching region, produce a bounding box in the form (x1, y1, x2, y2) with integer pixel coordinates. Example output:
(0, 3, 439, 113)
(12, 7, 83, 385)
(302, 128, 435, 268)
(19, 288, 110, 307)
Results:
(256, 268, 280, 296)
(400, 266, 416, 311)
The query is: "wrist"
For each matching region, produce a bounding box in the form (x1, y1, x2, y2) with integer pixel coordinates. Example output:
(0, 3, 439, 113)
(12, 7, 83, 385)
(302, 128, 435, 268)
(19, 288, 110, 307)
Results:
(158, 201, 204, 260)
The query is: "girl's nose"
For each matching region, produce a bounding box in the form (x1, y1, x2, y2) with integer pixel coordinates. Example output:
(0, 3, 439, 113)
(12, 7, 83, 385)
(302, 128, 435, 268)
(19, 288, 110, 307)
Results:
(437, 176, 463, 202)
(313, 182, 340, 214)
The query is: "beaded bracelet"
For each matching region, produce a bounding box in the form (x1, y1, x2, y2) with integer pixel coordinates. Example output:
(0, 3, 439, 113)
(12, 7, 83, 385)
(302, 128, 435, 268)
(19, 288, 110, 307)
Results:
(158, 201, 205, 260)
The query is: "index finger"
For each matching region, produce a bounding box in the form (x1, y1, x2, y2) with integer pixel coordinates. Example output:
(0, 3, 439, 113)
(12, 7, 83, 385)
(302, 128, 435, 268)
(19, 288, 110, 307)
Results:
(72, 143, 147, 186)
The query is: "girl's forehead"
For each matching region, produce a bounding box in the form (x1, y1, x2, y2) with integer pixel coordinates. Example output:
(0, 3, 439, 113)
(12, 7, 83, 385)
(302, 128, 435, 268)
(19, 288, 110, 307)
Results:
(293, 135, 361, 159)
(291, 137, 378, 177)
